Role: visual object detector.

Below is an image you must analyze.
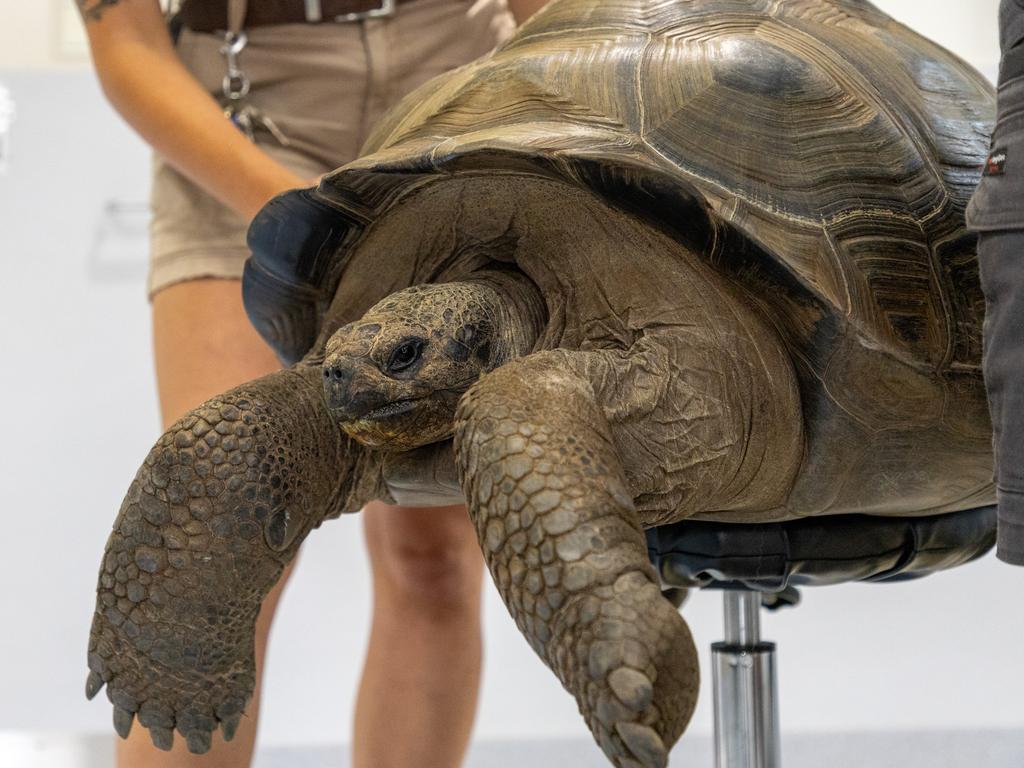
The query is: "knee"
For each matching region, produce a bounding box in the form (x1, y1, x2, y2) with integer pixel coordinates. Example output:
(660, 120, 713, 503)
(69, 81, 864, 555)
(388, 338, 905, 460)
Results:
(382, 540, 480, 612)
(367, 505, 483, 618)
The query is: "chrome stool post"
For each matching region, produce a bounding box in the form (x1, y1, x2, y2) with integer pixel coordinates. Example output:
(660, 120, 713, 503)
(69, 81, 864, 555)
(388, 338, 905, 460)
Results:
(712, 590, 781, 768)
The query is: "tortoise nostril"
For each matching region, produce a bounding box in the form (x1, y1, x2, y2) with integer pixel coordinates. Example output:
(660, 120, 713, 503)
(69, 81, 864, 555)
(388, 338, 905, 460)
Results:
(323, 364, 354, 393)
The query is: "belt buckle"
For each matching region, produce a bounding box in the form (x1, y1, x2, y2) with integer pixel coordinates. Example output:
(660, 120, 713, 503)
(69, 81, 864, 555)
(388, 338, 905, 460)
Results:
(336, 0, 397, 22)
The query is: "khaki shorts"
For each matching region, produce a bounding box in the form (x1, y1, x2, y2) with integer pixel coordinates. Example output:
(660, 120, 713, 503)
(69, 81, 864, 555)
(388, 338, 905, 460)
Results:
(148, 0, 515, 297)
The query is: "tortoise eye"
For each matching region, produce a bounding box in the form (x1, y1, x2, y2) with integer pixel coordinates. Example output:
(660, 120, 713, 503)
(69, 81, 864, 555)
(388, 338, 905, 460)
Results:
(387, 339, 425, 374)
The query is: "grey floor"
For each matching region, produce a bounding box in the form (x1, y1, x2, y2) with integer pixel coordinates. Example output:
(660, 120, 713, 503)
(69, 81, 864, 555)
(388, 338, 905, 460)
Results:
(260, 732, 1023, 768)
(3, 731, 1021, 768)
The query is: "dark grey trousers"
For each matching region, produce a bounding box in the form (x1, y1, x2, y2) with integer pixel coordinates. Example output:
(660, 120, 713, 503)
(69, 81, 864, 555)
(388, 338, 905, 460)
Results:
(977, 232, 1024, 564)
(966, 0, 1024, 565)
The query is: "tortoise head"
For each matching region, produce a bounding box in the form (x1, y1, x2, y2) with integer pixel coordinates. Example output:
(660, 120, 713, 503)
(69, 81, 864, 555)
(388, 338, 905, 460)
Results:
(323, 281, 522, 450)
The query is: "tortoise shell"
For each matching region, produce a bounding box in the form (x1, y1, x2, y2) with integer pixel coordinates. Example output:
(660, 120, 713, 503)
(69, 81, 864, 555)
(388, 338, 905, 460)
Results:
(244, 0, 996, 516)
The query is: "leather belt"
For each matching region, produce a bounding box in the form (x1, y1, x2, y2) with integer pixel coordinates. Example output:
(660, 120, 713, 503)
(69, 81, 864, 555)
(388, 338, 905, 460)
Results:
(179, 0, 413, 32)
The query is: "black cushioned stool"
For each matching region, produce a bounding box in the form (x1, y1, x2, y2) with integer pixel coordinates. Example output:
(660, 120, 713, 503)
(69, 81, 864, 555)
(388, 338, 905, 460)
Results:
(646, 506, 997, 768)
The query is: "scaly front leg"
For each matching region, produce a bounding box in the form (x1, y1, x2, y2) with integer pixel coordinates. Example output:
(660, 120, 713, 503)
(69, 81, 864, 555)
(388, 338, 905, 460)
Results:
(454, 353, 698, 768)
(86, 364, 381, 753)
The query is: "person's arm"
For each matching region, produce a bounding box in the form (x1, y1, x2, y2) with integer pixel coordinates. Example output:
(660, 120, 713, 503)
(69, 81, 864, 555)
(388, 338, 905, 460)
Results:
(77, 0, 305, 221)
(506, 0, 548, 25)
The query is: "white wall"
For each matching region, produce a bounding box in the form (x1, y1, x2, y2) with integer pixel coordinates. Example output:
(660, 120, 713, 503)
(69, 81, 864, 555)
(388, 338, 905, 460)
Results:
(884, 0, 1001, 79)
(0, 1, 90, 70)
(0, 0, 1020, 755)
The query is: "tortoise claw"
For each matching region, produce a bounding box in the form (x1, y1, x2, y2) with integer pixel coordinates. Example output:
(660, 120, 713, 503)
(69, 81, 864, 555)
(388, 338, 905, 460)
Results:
(85, 671, 105, 700)
(184, 729, 212, 755)
(615, 722, 668, 768)
(112, 706, 135, 739)
(149, 726, 174, 751)
(220, 712, 243, 742)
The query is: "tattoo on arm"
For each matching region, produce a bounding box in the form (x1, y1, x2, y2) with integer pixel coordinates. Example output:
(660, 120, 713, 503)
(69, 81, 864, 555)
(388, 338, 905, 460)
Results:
(76, 0, 125, 22)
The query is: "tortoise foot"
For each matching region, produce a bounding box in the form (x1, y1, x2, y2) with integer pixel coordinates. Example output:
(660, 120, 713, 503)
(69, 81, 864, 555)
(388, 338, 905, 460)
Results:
(553, 573, 696, 768)
(87, 606, 255, 753)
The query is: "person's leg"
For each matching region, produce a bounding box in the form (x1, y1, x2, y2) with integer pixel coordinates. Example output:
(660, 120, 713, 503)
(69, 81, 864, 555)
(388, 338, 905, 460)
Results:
(116, 278, 292, 767)
(150, 279, 282, 428)
(353, 501, 485, 768)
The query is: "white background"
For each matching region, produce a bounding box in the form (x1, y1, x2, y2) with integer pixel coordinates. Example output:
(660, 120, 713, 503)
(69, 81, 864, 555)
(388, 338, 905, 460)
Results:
(0, 0, 1021, 753)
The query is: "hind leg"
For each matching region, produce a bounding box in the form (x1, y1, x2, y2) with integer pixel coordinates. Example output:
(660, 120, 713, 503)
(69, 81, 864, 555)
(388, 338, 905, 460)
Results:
(455, 353, 699, 768)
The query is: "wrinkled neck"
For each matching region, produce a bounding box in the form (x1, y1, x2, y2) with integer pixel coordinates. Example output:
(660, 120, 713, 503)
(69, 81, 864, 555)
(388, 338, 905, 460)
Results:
(466, 270, 547, 366)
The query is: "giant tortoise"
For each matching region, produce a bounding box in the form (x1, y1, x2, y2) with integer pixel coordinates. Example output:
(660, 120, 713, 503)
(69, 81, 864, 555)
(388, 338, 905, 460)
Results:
(86, 0, 996, 764)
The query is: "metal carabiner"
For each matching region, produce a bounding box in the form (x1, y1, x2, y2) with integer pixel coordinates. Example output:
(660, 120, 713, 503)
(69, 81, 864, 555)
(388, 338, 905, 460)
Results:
(221, 30, 248, 58)
(216, 28, 288, 146)
(219, 31, 251, 101)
